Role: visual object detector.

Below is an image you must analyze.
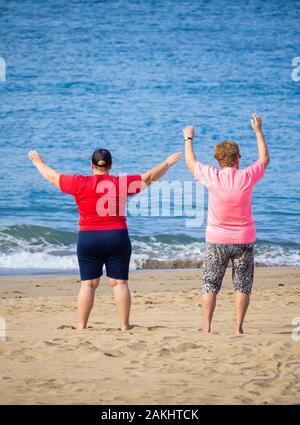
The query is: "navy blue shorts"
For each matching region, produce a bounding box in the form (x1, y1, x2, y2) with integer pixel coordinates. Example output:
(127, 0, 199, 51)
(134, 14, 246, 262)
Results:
(77, 230, 132, 281)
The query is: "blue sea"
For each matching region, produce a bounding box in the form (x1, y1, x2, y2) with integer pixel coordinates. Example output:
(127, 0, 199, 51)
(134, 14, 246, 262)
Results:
(0, 0, 300, 275)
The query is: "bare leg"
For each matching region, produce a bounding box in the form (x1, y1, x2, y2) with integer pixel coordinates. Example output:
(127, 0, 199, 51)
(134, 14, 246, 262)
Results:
(109, 279, 131, 331)
(235, 292, 250, 334)
(201, 292, 217, 333)
(77, 278, 100, 330)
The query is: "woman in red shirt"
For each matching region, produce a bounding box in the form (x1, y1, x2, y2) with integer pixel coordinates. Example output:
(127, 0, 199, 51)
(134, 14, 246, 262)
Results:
(28, 148, 181, 331)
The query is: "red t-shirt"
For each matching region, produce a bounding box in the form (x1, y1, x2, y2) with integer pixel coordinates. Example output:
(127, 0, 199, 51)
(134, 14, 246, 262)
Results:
(59, 174, 142, 230)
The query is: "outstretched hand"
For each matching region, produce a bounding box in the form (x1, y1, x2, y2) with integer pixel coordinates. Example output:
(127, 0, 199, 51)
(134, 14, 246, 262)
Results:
(251, 113, 262, 133)
(165, 152, 182, 167)
(28, 150, 44, 165)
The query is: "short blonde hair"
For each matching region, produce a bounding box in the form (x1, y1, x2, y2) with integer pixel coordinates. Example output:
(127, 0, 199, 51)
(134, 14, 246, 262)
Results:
(214, 141, 240, 167)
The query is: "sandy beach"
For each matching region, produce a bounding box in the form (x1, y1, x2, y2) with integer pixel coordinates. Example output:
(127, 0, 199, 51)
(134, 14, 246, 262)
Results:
(0, 267, 299, 405)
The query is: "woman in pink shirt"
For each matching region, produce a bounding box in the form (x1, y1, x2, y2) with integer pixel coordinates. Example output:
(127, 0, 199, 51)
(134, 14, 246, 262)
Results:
(184, 113, 270, 334)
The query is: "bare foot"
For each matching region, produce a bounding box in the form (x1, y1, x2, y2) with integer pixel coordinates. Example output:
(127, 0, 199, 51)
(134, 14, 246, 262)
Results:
(77, 324, 87, 330)
(120, 324, 134, 331)
(235, 327, 244, 335)
(199, 328, 211, 334)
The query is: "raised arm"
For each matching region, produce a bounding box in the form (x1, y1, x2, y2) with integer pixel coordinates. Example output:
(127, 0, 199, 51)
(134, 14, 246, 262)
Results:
(28, 150, 61, 189)
(251, 113, 270, 168)
(141, 152, 182, 187)
(183, 125, 197, 174)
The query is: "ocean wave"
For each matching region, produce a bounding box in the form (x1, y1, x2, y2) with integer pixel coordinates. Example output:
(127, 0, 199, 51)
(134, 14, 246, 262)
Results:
(0, 224, 299, 275)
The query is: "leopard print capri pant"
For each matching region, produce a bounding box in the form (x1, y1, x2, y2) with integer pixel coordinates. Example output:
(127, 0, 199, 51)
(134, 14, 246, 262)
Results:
(202, 243, 254, 294)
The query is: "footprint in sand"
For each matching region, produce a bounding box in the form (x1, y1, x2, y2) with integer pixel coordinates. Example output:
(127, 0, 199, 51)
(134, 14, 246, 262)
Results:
(173, 341, 203, 352)
(103, 350, 124, 357)
(127, 342, 147, 351)
(158, 348, 171, 356)
(88, 345, 102, 352)
(147, 325, 166, 331)
(44, 341, 60, 346)
(103, 327, 121, 332)
(162, 335, 176, 341)
(241, 366, 282, 391)
(78, 341, 92, 347)
(57, 324, 76, 330)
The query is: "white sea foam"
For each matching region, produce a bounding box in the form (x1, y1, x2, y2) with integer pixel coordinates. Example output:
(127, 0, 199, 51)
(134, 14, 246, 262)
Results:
(0, 250, 78, 270)
(0, 238, 299, 275)
(0, 225, 299, 274)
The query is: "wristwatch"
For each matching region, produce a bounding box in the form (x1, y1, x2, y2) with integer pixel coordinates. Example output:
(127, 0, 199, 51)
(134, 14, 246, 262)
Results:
(184, 137, 193, 142)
